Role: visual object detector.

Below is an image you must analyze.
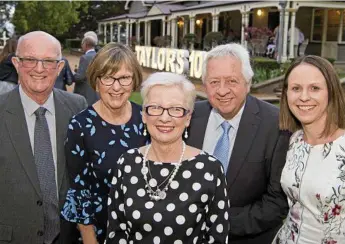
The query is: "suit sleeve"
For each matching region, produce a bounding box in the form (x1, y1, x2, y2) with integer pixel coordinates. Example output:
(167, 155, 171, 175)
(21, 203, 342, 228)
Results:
(74, 56, 88, 84)
(229, 130, 290, 236)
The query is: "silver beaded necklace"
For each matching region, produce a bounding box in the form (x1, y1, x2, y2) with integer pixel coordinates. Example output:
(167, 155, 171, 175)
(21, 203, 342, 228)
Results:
(141, 141, 186, 201)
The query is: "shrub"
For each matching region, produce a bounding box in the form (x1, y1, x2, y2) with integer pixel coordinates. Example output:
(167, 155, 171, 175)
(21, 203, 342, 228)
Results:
(203, 32, 224, 50)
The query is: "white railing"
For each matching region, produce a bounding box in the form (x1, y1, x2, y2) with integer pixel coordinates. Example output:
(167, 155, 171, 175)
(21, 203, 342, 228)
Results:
(0, 31, 9, 49)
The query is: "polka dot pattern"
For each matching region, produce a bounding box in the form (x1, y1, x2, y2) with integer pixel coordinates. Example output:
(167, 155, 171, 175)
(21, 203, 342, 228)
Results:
(105, 149, 230, 244)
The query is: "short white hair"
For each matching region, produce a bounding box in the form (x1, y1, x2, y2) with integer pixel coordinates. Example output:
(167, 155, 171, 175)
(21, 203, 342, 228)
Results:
(82, 36, 97, 48)
(141, 72, 196, 111)
(84, 31, 98, 44)
(202, 43, 254, 86)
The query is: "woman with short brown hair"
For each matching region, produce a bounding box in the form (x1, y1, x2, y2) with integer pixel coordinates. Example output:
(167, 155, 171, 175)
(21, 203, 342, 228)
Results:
(61, 43, 148, 244)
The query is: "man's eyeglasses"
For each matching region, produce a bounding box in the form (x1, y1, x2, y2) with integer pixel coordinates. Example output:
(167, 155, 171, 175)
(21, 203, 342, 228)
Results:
(145, 105, 190, 118)
(17, 57, 61, 69)
(99, 75, 133, 86)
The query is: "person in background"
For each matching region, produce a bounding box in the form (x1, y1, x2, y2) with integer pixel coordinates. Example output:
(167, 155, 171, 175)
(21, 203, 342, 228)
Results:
(186, 43, 290, 244)
(0, 31, 87, 244)
(61, 43, 148, 244)
(274, 55, 345, 243)
(74, 36, 99, 105)
(54, 44, 75, 91)
(0, 38, 18, 94)
(105, 72, 230, 244)
(288, 26, 304, 57)
(84, 31, 100, 52)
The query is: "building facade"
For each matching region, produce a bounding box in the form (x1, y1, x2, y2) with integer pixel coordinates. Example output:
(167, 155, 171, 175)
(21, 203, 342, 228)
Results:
(97, 0, 345, 63)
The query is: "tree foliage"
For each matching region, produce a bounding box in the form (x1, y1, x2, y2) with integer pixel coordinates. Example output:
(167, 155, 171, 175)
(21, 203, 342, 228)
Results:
(67, 1, 126, 38)
(12, 1, 88, 37)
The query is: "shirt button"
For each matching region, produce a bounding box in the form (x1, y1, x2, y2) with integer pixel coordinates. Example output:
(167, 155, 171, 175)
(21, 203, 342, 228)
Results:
(37, 200, 43, 206)
(37, 230, 44, 236)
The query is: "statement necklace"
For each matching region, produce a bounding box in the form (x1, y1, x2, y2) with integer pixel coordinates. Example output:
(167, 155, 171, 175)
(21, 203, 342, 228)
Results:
(141, 141, 186, 201)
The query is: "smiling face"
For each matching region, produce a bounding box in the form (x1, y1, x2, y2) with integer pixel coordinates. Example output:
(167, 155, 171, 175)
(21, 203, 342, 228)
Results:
(143, 85, 191, 145)
(287, 63, 329, 130)
(96, 64, 134, 110)
(13, 33, 64, 103)
(204, 56, 249, 120)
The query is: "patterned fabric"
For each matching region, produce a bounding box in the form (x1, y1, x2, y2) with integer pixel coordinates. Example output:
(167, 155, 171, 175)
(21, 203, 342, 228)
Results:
(34, 107, 59, 243)
(213, 121, 231, 172)
(105, 149, 230, 244)
(61, 103, 147, 243)
(274, 130, 345, 244)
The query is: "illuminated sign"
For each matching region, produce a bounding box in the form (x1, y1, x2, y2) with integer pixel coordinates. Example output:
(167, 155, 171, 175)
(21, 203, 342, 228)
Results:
(135, 45, 207, 79)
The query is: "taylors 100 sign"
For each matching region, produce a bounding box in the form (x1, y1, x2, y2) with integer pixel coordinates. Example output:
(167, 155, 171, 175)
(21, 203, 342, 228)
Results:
(135, 45, 207, 79)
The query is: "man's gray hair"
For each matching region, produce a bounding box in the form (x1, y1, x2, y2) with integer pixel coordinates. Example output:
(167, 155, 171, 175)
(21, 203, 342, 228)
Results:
(141, 72, 196, 112)
(202, 43, 254, 86)
(84, 31, 98, 44)
(82, 36, 97, 48)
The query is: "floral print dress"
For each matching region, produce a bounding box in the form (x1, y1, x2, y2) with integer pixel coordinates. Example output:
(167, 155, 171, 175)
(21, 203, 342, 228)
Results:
(274, 130, 345, 244)
(61, 103, 148, 243)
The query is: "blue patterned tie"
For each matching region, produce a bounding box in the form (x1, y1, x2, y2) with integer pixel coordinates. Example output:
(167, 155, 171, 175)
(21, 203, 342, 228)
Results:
(34, 107, 59, 243)
(213, 121, 231, 172)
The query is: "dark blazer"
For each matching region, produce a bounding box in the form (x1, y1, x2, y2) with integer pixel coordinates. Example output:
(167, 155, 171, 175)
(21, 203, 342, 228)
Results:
(73, 50, 99, 105)
(0, 88, 87, 244)
(55, 57, 75, 91)
(187, 95, 290, 244)
(0, 54, 18, 84)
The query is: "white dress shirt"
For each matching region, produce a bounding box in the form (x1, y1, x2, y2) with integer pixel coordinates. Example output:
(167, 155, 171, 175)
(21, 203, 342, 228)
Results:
(203, 103, 245, 164)
(19, 86, 58, 189)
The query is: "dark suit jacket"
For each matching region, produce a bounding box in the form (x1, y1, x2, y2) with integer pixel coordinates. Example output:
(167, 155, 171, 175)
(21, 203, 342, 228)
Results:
(187, 95, 290, 244)
(73, 50, 99, 105)
(0, 88, 87, 244)
(55, 57, 75, 91)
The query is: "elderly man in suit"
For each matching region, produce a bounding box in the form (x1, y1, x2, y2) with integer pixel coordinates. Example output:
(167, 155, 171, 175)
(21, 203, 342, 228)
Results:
(186, 43, 290, 244)
(74, 36, 99, 105)
(0, 31, 87, 244)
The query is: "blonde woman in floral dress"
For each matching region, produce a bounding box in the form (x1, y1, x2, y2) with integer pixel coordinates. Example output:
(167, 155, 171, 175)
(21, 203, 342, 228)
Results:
(274, 55, 345, 243)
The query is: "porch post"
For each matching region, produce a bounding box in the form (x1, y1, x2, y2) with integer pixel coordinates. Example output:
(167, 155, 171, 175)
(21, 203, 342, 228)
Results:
(190, 16, 195, 34)
(162, 19, 166, 37)
(241, 11, 245, 45)
(289, 9, 296, 59)
(212, 14, 219, 32)
(339, 10, 344, 43)
(104, 23, 107, 44)
(98, 23, 102, 37)
(129, 21, 133, 41)
(171, 18, 177, 48)
(282, 7, 290, 62)
(136, 21, 141, 44)
(126, 21, 130, 45)
(167, 19, 171, 36)
(117, 23, 121, 43)
(110, 23, 114, 42)
(147, 21, 151, 46)
(144, 21, 148, 45)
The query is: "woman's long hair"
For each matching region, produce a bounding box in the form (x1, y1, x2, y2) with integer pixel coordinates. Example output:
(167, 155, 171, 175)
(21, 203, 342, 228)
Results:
(0, 38, 17, 63)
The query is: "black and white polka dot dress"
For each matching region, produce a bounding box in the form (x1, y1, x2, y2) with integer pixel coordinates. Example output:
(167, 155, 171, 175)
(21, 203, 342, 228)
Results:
(105, 148, 230, 244)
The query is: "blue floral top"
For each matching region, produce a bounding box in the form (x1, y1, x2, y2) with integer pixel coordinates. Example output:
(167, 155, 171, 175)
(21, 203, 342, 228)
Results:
(61, 102, 148, 243)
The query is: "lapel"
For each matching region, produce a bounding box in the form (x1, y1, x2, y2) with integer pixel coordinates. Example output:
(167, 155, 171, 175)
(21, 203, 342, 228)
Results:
(187, 101, 212, 149)
(226, 95, 261, 188)
(4, 88, 42, 197)
(53, 89, 71, 192)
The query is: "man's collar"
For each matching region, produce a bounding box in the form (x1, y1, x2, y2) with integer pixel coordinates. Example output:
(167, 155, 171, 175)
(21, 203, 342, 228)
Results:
(211, 102, 246, 130)
(85, 49, 95, 54)
(19, 85, 55, 117)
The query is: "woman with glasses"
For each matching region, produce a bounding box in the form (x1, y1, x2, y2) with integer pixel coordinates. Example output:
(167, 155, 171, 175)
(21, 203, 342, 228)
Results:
(104, 72, 230, 244)
(61, 43, 148, 244)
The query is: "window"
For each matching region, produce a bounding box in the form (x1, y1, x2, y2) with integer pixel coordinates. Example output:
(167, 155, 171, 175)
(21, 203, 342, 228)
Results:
(312, 9, 323, 41)
(327, 9, 341, 41)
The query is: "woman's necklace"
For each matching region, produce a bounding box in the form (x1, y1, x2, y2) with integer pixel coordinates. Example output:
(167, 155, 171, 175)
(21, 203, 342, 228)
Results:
(141, 141, 186, 201)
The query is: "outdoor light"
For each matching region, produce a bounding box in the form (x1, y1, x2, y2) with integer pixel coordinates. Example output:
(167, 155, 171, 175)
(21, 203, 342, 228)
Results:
(177, 20, 184, 27)
(196, 19, 203, 26)
(257, 9, 263, 16)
